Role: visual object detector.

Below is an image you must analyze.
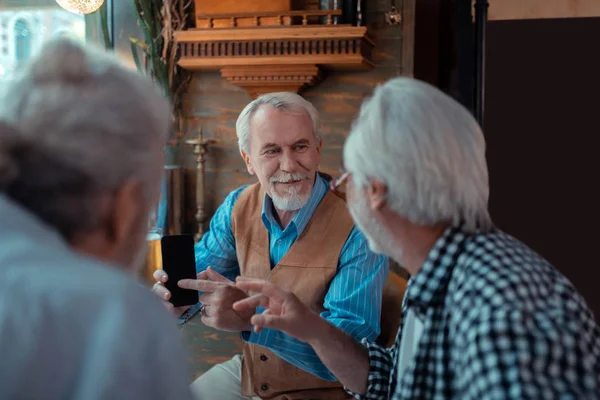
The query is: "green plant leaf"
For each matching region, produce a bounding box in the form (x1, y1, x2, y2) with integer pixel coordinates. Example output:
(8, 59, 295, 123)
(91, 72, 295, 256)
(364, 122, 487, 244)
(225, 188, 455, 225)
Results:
(132, 0, 154, 62)
(128, 0, 193, 166)
(99, 1, 112, 50)
(130, 41, 144, 73)
(129, 37, 149, 52)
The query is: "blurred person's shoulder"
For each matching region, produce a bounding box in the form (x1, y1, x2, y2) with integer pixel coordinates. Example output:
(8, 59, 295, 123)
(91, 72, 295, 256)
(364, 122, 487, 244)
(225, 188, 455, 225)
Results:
(0, 195, 192, 398)
(0, 231, 174, 336)
(0, 204, 156, 314)
(0, 194, 175, 334)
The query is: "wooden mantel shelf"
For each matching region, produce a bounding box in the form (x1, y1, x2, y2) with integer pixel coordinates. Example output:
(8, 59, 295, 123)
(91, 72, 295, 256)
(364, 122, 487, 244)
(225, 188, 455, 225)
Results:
(174, 25, 374, 98)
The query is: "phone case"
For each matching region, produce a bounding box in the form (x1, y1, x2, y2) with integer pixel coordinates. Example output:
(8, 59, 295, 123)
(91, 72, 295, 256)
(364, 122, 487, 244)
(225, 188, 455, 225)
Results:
(161, 235, 199, 307)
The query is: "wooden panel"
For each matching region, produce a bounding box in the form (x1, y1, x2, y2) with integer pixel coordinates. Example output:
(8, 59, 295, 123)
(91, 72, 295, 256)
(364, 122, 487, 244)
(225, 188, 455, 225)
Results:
(175, 25, 374, 97)
(485, 0, 600, 20)
(194, 0, 291, 15)
(196, 16, 293, 28)
(401, 0, 416, 76)
(178, 55, 372, 70)
(175, 25, 368, 42)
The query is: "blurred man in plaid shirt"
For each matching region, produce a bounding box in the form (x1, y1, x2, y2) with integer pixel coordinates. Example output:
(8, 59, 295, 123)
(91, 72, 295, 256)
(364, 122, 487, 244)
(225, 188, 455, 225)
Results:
(234, 77, 600, 399)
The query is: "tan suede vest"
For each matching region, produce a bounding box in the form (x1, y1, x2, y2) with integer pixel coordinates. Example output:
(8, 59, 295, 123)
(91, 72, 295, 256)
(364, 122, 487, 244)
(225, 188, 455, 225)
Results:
(231, 183, 355, 400)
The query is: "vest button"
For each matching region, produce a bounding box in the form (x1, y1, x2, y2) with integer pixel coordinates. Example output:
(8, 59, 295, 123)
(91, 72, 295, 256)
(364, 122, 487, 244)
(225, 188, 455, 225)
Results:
(259, 354, 268, 361)
(260, 383, 269, 391)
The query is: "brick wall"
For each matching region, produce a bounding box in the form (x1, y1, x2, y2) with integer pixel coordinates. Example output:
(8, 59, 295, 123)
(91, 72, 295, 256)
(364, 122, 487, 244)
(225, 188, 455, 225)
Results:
(180, 0, 406, 230)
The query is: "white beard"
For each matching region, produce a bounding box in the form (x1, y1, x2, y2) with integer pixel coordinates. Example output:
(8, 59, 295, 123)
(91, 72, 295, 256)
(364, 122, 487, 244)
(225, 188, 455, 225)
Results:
(348, 192, 400, 259)
(271, 185, 310, 211)
(270, 173, 311, 211)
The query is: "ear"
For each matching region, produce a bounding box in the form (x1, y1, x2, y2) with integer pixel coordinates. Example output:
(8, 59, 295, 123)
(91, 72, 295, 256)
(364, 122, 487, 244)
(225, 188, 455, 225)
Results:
(312, 139, 322, 168)
(240, 149, 256, 175)
(106, 180, 144, 245)
(366, 179, 388, 212)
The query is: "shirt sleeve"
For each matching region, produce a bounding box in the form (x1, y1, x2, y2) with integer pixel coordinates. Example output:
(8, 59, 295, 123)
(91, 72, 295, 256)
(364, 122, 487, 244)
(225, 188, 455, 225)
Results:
(345, 339, 397, 400)
(243, 227, 389, 381)
(456, 307, 600, 399)
(194, 187, 246, 281)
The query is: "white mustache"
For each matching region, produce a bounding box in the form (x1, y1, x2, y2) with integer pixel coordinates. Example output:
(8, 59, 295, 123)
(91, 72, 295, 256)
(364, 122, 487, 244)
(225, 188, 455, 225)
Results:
(270, 173, 309, 183)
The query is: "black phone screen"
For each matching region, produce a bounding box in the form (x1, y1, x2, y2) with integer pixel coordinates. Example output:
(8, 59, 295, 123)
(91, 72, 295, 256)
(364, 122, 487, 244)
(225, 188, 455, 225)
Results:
(161, 235, 199, 307)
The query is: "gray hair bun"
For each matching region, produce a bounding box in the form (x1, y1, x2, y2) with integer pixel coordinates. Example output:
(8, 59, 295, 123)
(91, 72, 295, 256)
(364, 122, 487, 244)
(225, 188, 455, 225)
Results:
(28, 37, 95, 85)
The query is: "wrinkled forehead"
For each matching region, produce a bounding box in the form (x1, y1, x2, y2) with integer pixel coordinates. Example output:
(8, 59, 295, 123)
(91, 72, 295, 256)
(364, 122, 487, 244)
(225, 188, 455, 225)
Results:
(249, 106, 315, 147)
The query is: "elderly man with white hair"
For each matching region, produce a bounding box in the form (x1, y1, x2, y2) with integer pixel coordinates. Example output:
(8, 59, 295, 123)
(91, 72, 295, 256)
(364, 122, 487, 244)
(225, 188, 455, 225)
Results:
(233, 77, 600, 399)
(152, 92, 388, 399)
(0, 38, 192, 399)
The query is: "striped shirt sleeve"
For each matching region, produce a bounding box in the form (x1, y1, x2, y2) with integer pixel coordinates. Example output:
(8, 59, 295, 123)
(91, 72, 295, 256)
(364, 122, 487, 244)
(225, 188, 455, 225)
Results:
(193, 187, 246, 280)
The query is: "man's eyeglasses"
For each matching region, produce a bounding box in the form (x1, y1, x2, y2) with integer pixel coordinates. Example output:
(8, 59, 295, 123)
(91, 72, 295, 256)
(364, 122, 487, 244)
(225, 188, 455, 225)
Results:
(330, 168, 350, 192)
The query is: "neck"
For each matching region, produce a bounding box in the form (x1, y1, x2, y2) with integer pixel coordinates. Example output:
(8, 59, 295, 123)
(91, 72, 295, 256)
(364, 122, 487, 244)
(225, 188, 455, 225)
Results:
(385, 217, 449, 276)
(70, 231, 123, 267)
(274, 208, 298, 229)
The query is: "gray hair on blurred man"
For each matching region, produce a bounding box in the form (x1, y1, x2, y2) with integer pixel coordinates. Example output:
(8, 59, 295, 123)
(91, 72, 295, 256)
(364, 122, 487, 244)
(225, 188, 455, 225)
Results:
(0, 38, 192, 400)
(234, 77, 600, 399)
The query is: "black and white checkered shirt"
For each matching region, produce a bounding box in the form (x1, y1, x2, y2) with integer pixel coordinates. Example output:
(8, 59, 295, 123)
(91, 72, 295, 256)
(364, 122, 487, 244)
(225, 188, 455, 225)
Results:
(348, 224, 600, 399)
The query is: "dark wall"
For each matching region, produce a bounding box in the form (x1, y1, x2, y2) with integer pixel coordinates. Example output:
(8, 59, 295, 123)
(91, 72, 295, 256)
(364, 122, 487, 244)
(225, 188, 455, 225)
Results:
(484, 17, 600, 316)
(413, 0, 474, 112)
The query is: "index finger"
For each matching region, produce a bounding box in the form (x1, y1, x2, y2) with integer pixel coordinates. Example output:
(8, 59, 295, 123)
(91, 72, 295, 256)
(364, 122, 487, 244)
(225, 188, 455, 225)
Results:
(178, 279, 227, 292)
(197, 270, 208, 280)
(233, 293, 269, 312)
(235, 278, 287, 301)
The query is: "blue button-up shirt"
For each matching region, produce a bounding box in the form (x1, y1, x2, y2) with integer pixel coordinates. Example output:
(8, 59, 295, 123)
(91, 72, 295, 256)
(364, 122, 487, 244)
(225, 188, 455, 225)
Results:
(194, 175, 388, 380)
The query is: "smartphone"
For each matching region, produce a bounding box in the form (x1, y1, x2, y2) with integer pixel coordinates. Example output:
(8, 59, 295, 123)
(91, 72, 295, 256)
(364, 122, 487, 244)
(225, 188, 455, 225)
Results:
(161, 234, 199, 307)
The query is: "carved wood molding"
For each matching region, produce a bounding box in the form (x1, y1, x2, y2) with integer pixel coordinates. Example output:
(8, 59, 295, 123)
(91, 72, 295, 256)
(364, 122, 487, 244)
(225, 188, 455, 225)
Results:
(195, 10, 343, 29)
(220, 65, 321, 98)
(174, 25, 374, 96)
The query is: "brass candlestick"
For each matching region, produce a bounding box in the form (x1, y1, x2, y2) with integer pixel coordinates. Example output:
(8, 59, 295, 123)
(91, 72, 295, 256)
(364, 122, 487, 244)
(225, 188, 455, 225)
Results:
(185, 128, 216, 243)
(384, 5, 401, 25)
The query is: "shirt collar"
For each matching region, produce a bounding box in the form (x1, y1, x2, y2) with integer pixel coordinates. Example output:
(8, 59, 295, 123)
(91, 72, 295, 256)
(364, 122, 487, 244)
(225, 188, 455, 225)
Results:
(261, 173, 328, 236)
(0, 194, 68, 249)
(403, 223, 470, 311)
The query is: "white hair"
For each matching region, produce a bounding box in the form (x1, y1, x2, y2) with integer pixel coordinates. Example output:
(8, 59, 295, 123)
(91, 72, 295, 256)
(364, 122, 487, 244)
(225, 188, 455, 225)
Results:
(0, 37, 171, 238)
(235, 92, 321, 153)
(344, 77, 492, 232)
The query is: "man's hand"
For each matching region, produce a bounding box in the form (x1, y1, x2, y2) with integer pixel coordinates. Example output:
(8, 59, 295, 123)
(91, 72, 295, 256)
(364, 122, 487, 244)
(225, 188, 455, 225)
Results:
(235, 277, 371, 395)
(178, 267, 253, 332)
(233, 277, 324, 344)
